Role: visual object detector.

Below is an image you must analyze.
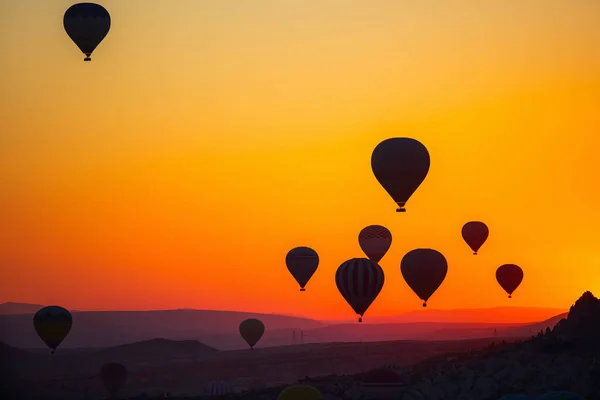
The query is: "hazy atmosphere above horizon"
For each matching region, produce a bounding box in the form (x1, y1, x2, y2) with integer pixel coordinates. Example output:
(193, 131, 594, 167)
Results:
(1, 0, 600, 320)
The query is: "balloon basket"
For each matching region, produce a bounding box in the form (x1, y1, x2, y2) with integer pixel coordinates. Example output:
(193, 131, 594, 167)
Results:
(473, 252, 478, 255)
(84, 57, 91, 61)
(300, 288, 306, 292)
(422, 302, 427, 307)
(396, 208, 406, 212)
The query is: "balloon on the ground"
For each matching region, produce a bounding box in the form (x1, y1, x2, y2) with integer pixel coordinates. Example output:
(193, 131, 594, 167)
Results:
(371, 137, 430, 212)
(239, 318, 265, 349)
(100, 362, 128, 398)
(496, 264, 524, 298)
(63, 3, 111, 61)
(401, 249, 448, 307)
(461, 221, 489, 255)
(33, 306, 73, 354)
(335, 258, 385, 322)
(286, 247, 319, 291)
(277, 385, 324, 400)
(358, 225, 392, 263)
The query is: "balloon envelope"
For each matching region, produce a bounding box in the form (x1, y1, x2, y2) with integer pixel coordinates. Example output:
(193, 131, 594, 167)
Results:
(335, 258, 385, 322)
(63, 3, 111, 61)
(239, 318, 265, 349)
(286, 247, 319, 291)
(205, 380, 229, 395)
(277, 385, 324, 400)
(496, 264, 524, 298)
(33, 306, 72, 353)
(461, 221, 489, 255)
(358, 225, 392, 263)
(371, 137, 430, 212)
(100, 362, 128, 397)
(401, 249, 448, 307)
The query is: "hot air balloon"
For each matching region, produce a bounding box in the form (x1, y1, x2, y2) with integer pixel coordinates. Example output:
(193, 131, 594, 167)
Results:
(496, 264, 523, 298)
(358, 225, 392, 263)
(100, 362, 128, 399)
(205, 380, 229, 396)
(401, 249, 448, 307)
(63, 3, 111, 61)
(335, 258, 385, 322)
(33, 306, 72, 354)
(371, 137, 430, 212)
(277, 385, 324, 400)
(286, 247, 319, 291)
(239, 318, 265, 350)
(461, 221, 489, 255)
(537, 392, 584, 400)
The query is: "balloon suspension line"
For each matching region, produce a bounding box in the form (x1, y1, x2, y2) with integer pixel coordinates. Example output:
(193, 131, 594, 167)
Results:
(396, 202, 406, 212)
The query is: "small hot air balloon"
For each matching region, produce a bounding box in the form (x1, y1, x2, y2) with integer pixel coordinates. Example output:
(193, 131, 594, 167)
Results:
(100, 362, 128, 399)
(358, 225, 392, 263)
(239, 318, 265, 350)
(371, 137, 430, 212)
(205, 380, 229, 396)
(286, 247, 319, 291)
(461, 221, 489, 255)
(277, 385, 324, 400)
(496, 264, 523, 298)
(33, 306, 72, 354)
(537, 391, 584, 400)
(335, 258, 385, 322)
(401, 249, 448, 307)
(63, 3, 111, 61)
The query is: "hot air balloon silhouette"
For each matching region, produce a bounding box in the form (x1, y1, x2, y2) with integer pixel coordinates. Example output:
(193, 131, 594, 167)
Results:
(100, 362, 128, 399)
(371, 138, 430, 212)
(239, 318, 265, 350)
(496, 264, 523, 298)
(33, 306, 72, 354)
(461, 221, 489, 255)
(358, 225, 392, 263)
(401, 249, 448, 307)
(335, 258, 385, 322)
(277, 385, 324, 400)
(63, 3, 111, 61)
(286, 247, 319, 291)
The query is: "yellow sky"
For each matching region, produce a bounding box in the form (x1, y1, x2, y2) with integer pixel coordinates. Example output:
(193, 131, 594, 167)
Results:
(1, 0, 600, 319)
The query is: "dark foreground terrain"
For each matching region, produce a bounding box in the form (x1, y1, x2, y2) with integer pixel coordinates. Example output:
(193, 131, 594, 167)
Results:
(1, 292, 598, 400)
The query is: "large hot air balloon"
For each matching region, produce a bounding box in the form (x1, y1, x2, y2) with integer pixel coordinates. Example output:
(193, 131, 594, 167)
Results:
(100, 362, 128, 399)
(496, 264, 523, 298)
(537, 392, 584, 400)
(358, 225, 392, 263)
(461, 221, 489, 255)
(371, 137, 430, 212)
(33, 306, 72, 354)
(286, 247, 319, 291)
(63, 3, 111, 61)
(239, 318, 265, 350)
(335, 258, 385, 322)
(401, 249, 448, 307)
(277, 385, 324, 400)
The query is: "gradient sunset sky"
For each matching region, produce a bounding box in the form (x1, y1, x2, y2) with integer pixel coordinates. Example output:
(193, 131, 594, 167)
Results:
(1, 1, 599, 320)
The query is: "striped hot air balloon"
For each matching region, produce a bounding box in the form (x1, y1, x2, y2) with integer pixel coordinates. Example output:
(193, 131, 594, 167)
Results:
(335, 258, 385, 323)
(358, 225, 392, 263)
(205, 380, 229, 396)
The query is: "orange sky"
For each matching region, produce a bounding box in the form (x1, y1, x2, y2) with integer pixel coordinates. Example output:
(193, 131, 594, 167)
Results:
(1, 1, 600, 320)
